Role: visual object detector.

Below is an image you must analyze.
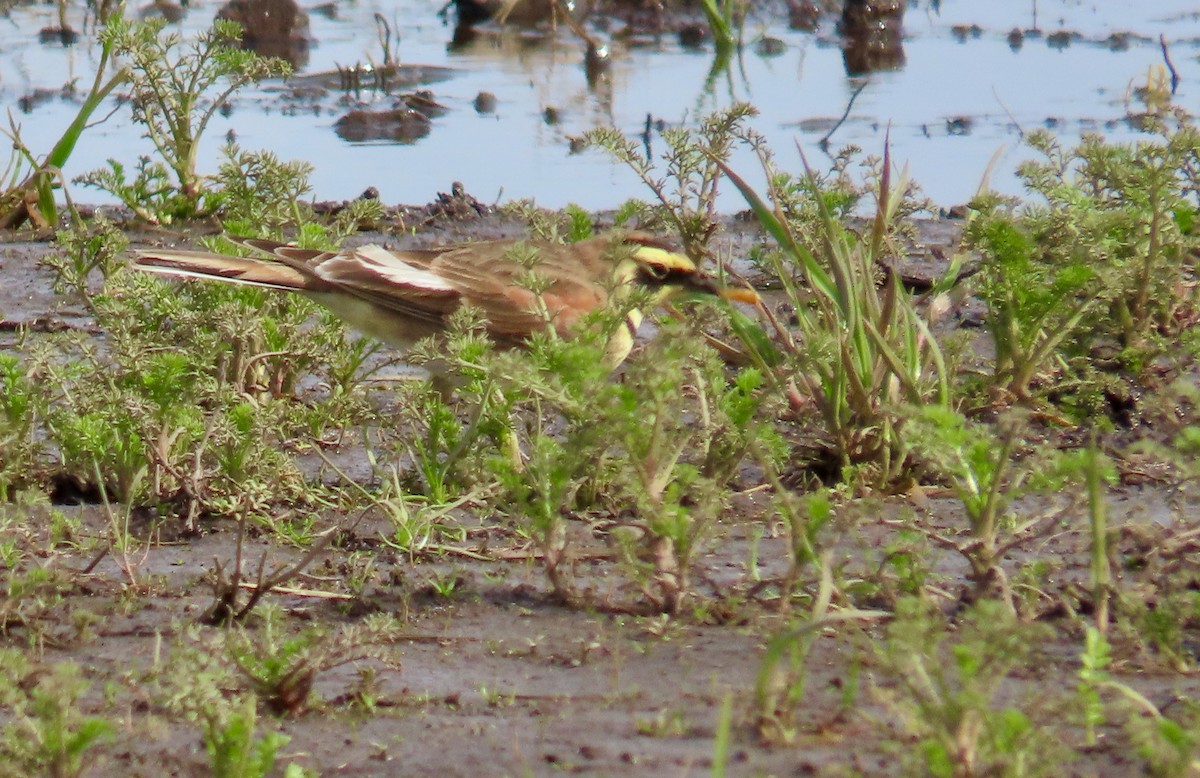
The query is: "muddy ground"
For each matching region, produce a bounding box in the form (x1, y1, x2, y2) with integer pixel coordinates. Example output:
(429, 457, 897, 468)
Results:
(1, 209, 1198, 777)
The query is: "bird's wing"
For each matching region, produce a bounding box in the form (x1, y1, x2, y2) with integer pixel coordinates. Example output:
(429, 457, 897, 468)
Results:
(297, 245, 464, 325)
(429, 240, 609, 337)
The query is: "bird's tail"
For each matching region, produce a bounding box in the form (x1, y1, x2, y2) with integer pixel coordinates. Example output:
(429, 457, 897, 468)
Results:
(131, 248, 317, 291)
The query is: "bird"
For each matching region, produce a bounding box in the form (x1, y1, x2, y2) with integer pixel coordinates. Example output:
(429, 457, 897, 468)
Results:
(130, 232, 758, 367)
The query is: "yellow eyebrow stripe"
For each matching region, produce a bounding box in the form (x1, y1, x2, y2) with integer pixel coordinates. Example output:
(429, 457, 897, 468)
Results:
(631, 245, 697, 272)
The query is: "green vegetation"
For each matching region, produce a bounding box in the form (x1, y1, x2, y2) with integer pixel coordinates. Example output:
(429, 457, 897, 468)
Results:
(874, 599, 1069, 777)
(723, 135, 950, 486)
(967, 119, 1200, 406)
(77, 18, 290, 223)
(586, 103, 757, 261)
(0, 652, 113, 778)
(0, 27, 128, 230)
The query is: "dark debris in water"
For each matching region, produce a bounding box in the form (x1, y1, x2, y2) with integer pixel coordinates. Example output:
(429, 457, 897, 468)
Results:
(138, 0, 188, 24)
(839, 0, 906, 75)
(36, 26, 80, 46)
(288, 63, 456, 94)
(16, 84, 76, 114)
(754, 36, 787, 57)
(403, 90, 450, 118)
(327, 88, 448, 144)
(950, 23, 982, 42)
(945, 116, 972, 135)
(1046, 29, 1080, 50)
(677, 23, 708, 49)
(473, 91, 498, 114)
(448, 0, 592, 27)
(787, 0, 820, 31)
(333, 107, 432, 143)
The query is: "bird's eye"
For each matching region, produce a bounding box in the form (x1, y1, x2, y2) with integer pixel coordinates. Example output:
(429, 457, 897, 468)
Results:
(642, 264, 669, 282)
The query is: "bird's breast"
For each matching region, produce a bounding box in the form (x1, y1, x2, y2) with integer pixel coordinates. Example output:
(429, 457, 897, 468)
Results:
(307, 291, 444, 349)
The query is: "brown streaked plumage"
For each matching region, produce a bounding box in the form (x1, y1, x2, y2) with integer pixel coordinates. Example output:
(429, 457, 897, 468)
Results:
(130, 232, 758, 366)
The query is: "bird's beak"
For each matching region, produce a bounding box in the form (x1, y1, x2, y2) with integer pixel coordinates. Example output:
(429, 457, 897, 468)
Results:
(678, 273, 760, 306)
(719, 286, 761, 306)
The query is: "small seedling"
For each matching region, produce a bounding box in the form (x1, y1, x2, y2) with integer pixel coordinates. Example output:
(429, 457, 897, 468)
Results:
(0, 654, 114, 778)
(873, 598, 1068, 777)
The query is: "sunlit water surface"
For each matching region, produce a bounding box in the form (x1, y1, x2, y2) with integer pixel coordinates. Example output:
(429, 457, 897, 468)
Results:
(1, 1, 1197, 211)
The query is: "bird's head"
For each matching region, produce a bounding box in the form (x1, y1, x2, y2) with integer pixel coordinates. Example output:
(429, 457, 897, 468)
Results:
(611, 232, 760, 306)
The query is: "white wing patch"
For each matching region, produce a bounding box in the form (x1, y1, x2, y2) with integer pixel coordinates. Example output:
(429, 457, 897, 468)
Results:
(316, 245, 457, 292)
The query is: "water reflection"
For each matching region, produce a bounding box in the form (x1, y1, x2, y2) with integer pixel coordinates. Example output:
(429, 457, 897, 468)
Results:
(216, 0, 310, 68)
(840, 0, 905, 75)
(138, 0, 188, 24)
(0, 0, 1196, 209)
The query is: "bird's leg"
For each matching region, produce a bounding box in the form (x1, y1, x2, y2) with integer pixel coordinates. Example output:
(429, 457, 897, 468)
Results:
(498, 388, 524, 474)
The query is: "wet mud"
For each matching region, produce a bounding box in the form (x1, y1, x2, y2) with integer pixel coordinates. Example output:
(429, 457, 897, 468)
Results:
(1, 210, 1197, 776)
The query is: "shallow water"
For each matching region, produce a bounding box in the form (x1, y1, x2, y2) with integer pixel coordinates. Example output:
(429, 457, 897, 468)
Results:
(1, 0, 1197, 211)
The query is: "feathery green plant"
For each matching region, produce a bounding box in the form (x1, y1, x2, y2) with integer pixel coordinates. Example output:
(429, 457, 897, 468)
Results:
(0, 654, 114, 778)
(585, 103, 758, 261)
(967, 120, 1200, 406)
(78, 18, 290, 222)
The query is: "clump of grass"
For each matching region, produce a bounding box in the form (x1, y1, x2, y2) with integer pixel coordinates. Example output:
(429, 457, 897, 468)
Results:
(591, 103, 945, 487)
(721, 130, 951, 487)
(29, 210, 377, 522)
(43, 214, 129, 300)
(4, 133, 387, 531)
(966, 204, 1103, 403)
(0, 354, 46, 501)
(155, 610, 402, 724)
(30, 313, 294, 512)
(222, 606, 404, 715)
(906, 407, 1103, 611)
(0, 25, 128, 230)
(0, 549, 75, 648)
(156, 642, 292, 778)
